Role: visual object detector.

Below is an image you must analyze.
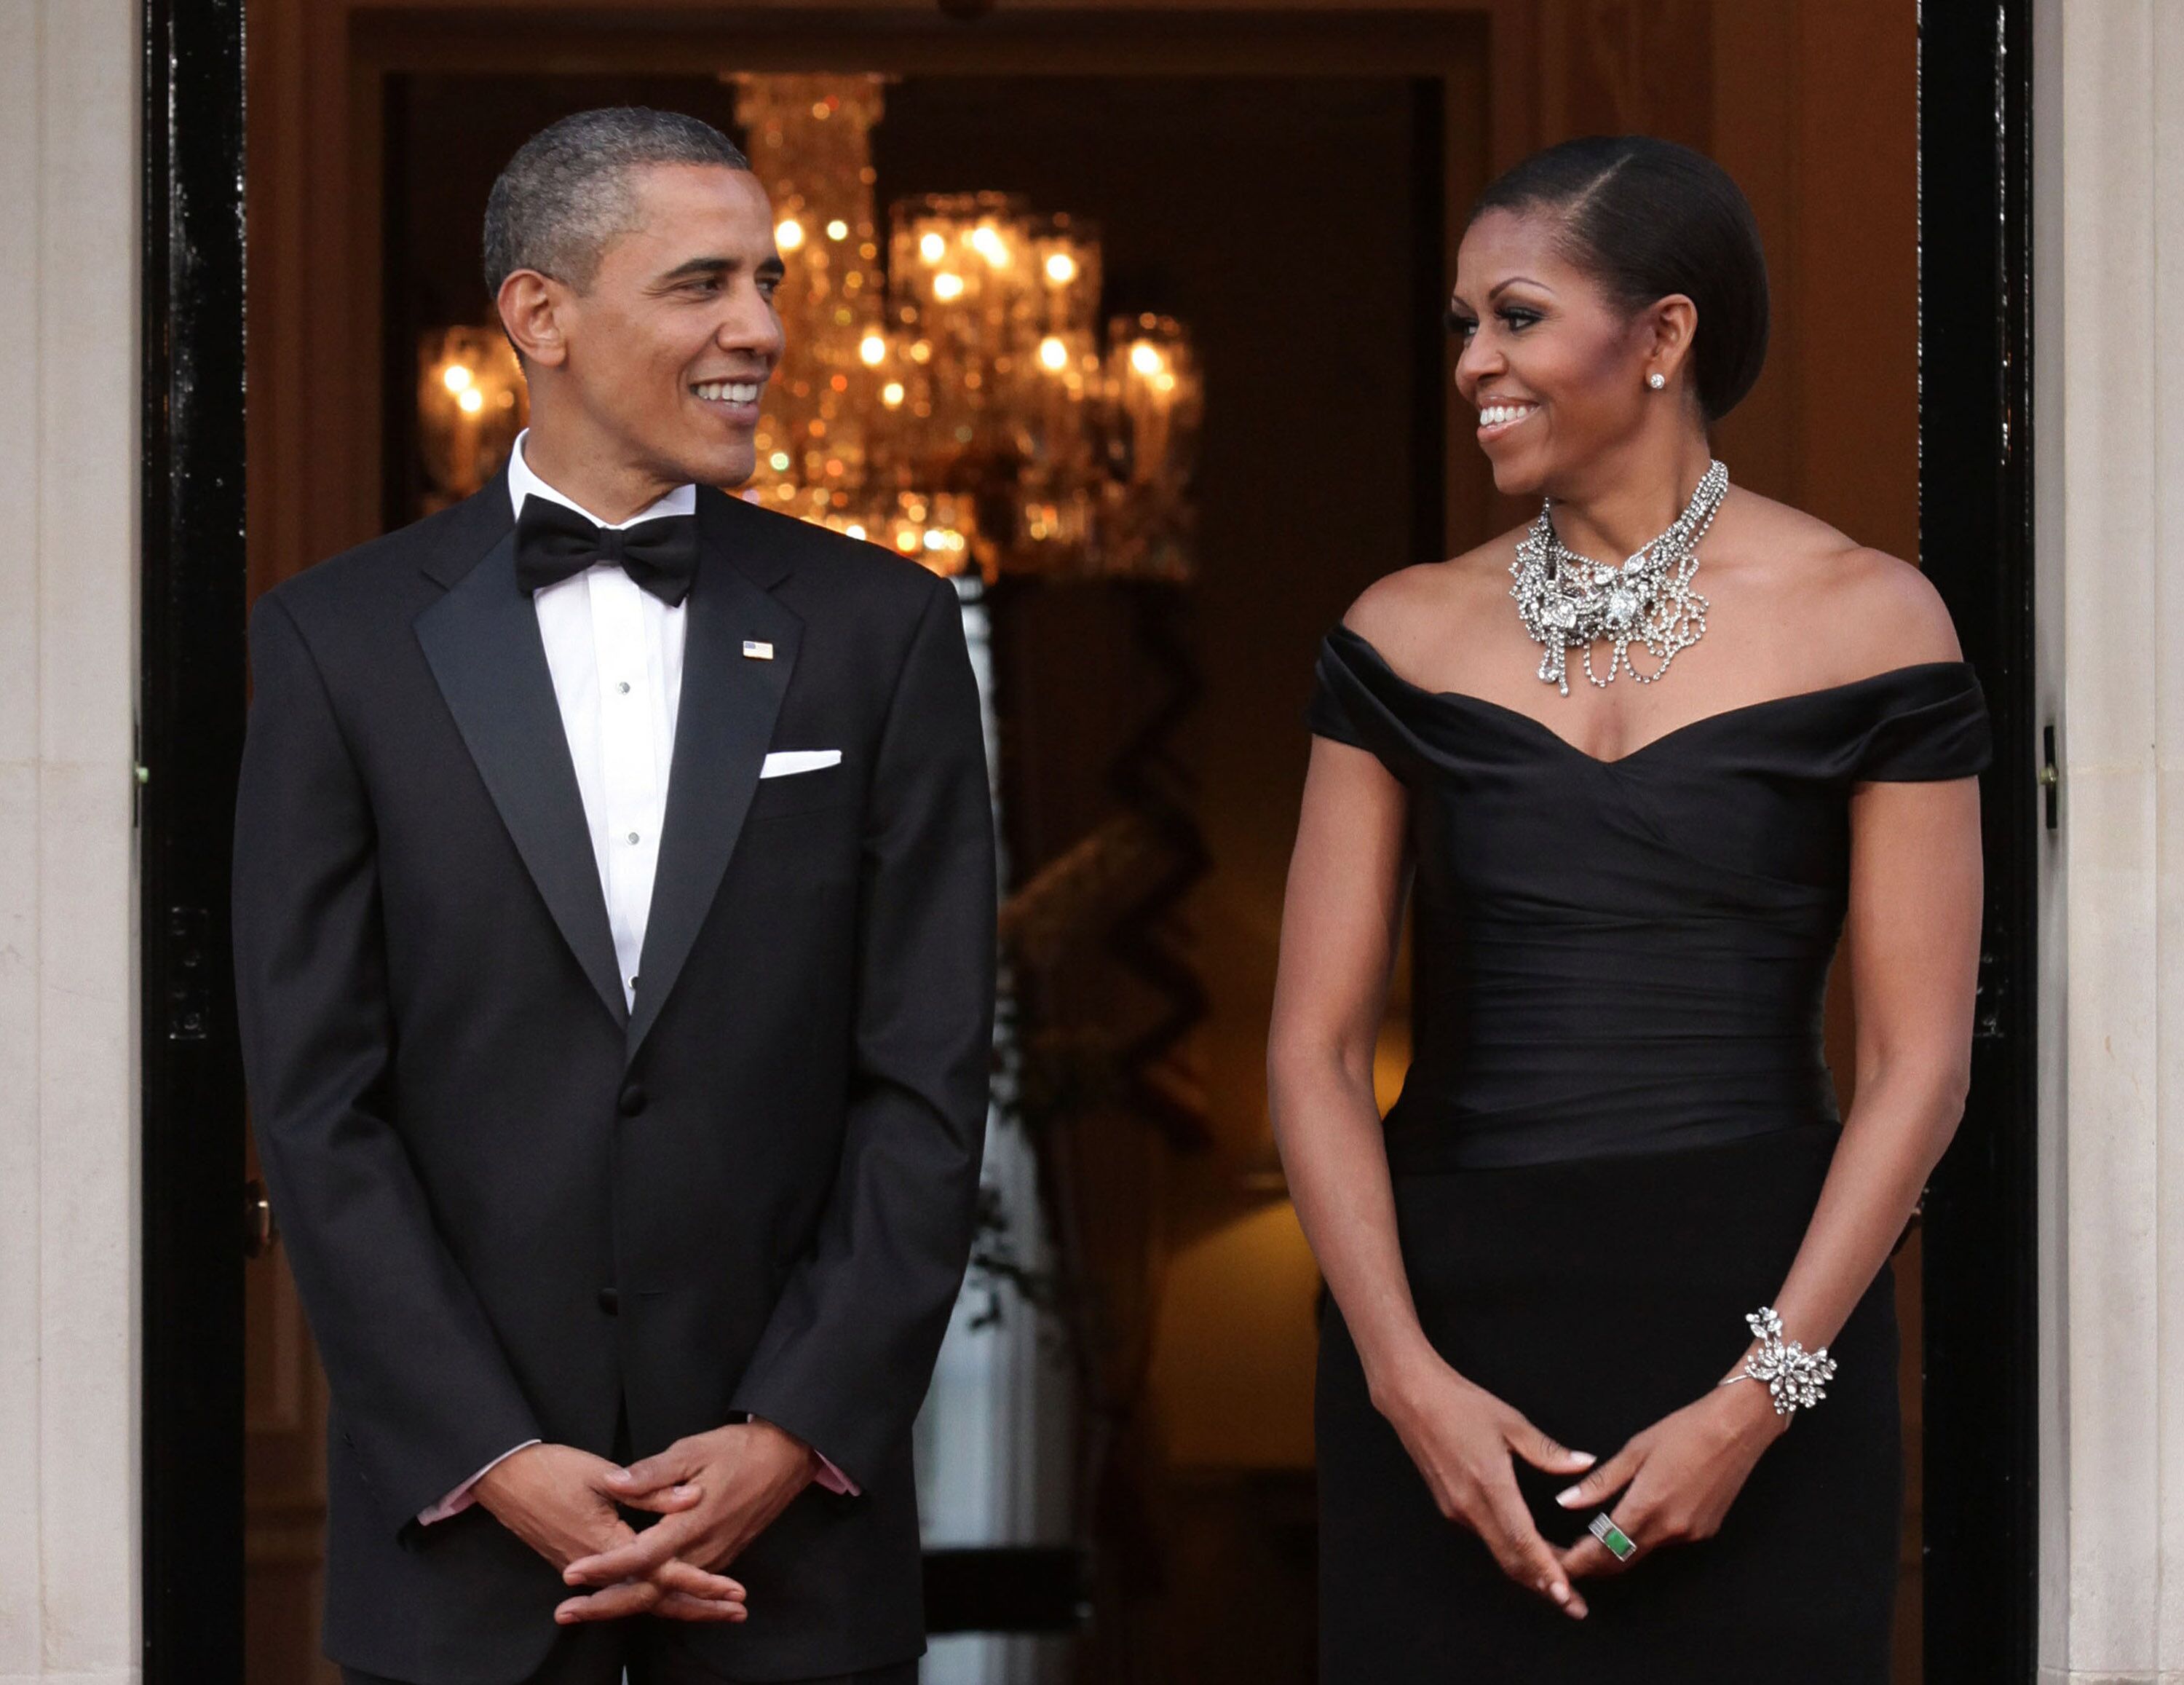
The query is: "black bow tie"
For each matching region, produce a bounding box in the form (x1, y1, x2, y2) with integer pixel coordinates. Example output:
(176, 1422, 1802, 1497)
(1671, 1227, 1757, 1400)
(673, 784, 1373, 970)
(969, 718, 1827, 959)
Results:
(513, 500, 700, 607)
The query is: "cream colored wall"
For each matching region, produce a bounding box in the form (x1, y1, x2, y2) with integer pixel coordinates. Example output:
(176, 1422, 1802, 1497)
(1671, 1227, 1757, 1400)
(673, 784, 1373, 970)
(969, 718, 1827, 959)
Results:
(2035, 2, 2184, 1679)
(0, 0, 143, 1681)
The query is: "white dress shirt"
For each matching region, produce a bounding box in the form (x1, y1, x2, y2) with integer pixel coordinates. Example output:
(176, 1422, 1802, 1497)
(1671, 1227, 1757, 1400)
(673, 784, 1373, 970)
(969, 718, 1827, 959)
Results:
(510, 430, 695, 1011)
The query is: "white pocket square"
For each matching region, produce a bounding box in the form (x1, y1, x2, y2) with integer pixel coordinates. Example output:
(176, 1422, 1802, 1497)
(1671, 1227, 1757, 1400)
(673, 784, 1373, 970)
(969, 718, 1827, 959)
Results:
(760, 749, 843, 778)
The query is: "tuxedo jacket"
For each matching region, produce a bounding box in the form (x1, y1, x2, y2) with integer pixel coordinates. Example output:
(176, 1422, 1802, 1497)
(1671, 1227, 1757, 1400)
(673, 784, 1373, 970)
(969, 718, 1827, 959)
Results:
(233, 473, 997, 1684)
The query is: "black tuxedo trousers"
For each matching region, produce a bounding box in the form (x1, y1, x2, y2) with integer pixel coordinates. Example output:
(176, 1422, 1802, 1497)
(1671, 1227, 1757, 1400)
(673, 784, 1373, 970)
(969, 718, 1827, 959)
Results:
(234, 478, 997, 1684)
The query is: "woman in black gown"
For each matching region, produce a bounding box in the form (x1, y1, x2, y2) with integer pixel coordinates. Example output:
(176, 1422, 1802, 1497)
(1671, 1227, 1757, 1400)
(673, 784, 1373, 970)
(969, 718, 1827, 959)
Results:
(1267, 136, 1988, 1684)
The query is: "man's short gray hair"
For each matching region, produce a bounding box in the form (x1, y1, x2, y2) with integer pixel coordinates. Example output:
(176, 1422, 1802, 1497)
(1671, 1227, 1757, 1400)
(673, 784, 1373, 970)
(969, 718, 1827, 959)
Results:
(482, 107, 752, 297)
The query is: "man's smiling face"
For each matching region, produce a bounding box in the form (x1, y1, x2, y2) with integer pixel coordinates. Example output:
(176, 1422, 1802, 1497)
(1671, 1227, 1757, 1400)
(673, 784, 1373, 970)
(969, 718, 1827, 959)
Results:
(551, 162, 786, 491)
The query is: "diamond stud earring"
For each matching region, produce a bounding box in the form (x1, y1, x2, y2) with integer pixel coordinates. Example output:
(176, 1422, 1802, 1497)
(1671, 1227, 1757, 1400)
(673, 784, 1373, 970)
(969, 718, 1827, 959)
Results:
(1647, 372, 1666, 390)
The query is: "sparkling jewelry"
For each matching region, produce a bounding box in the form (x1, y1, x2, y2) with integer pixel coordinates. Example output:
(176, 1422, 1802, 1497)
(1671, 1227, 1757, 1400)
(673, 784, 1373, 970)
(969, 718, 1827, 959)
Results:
(1508, 458, 1727, 695)
(1647, 371, 1666, 390)
(1717, 1306, 1837, 1417)
(1588, 1512, 1637, 1562)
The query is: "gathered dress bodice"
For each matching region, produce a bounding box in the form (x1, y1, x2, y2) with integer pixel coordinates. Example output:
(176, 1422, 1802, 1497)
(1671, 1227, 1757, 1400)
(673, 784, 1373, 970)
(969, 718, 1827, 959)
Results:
(1306, 623, 1993, 1172)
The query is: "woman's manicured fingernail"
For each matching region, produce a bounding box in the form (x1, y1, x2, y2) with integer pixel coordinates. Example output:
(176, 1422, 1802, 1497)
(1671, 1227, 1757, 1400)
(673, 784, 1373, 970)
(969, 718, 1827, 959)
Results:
(1551, 1582, 1570, 1606)
(1571, 1452, 1597, 1468)
(1556, 1485, 1583, 1507)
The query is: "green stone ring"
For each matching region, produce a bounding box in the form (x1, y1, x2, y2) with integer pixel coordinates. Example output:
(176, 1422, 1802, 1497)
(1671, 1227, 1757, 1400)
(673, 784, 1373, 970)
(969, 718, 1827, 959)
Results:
(1588, 1512, 1637, 1562)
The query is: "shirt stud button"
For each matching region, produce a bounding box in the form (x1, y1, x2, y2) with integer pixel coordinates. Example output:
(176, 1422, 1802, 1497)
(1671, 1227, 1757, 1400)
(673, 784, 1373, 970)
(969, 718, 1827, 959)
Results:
(627, 832, 640, 845)
(618, 681, 631, 694)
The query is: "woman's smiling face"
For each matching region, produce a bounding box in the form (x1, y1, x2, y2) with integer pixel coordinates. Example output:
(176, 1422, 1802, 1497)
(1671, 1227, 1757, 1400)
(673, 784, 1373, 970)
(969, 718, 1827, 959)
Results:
(1447, 207, 1668, 498)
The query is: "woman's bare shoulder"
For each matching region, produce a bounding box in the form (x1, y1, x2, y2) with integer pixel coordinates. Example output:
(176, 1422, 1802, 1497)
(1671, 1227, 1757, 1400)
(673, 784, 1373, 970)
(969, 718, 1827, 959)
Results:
(1340, 526, 1529, 675)
(1723, 492, 1963, 676)
(1821, 546, 1962, 666)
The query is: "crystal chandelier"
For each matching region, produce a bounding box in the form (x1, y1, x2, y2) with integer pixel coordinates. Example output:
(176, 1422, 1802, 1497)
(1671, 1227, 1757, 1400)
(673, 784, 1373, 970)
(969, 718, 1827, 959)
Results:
(732, 74, 1201, 580)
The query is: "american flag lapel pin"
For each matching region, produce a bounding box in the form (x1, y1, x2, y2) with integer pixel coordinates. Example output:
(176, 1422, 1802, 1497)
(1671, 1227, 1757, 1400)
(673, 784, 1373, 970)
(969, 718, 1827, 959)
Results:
(743, 639, 775, 660)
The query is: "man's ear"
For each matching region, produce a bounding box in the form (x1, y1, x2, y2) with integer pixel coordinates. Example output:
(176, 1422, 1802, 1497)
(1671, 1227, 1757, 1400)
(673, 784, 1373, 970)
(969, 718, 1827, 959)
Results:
(498, 269, 570, 370)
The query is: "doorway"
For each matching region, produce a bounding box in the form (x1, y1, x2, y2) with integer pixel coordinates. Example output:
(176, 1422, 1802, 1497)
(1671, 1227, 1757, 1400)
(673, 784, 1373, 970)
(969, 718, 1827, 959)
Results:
(142, 4, 2041, 1681)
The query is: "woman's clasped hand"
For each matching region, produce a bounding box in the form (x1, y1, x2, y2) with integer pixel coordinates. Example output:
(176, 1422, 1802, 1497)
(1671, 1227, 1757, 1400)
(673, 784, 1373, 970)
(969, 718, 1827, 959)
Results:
(1385, 1350, 1792, 1618)
(1374, 1351, 1598, 1619)
(1548, 1375, 1789, 1582)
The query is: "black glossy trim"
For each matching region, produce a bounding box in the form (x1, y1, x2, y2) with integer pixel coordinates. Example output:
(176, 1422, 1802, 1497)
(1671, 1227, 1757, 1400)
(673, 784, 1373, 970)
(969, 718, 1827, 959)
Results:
(141, 0, 248, 1676)
(1917, 3, 2038, 1680)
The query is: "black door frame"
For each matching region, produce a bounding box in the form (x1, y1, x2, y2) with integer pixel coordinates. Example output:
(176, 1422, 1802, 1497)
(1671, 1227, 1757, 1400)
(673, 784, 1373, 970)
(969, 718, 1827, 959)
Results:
(138, 4, 2040, 1677)
(1915, 3, 2039, 1679)
(141, 0, 247, 1676)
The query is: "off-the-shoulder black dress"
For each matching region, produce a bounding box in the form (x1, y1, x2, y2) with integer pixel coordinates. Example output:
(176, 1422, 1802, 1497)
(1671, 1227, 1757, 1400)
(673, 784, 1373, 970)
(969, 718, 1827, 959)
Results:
(1306, 624, 1991, 1685)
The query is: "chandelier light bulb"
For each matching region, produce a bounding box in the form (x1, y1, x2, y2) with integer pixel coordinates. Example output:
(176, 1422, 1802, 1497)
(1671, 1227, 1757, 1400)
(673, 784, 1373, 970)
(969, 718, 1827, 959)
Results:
(827, 219, 850, 241)
(777, 218, 807, 252)
(860, 334, 887, 366)
(1130, 342, 1164, 376)
(1045, 252, 1078, 285)
(441, 363, 473, 394)
(971, 226, 1009, 267)
(882, 382, 906, 408)
(456, 385, 484, 414)
(1039, 336, 1069, 371)
(919, 232, 946, 263)
(933, 272, 965, 302)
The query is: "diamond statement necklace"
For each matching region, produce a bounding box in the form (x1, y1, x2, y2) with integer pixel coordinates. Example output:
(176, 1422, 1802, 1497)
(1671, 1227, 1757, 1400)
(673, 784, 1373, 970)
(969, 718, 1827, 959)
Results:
(1510, 458, 1729, 695)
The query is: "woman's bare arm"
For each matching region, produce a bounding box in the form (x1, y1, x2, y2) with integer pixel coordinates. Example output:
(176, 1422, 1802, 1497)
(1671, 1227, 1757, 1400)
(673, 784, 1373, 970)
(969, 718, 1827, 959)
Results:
(1270, 726, 1595, 1617)
(1767, 771, 1983, 1352)
(1267, 733, 1425, 1397)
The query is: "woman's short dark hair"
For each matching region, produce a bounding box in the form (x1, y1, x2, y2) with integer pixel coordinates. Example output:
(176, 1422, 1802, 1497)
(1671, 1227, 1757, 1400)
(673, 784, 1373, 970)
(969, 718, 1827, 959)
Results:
(1469, 135, 1769, 423)
(482, 107, 751, 299)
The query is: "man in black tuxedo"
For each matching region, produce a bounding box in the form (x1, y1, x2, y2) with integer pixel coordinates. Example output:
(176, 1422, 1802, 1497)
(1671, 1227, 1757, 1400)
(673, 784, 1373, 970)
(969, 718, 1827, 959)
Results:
(234, 108, 996, 1684)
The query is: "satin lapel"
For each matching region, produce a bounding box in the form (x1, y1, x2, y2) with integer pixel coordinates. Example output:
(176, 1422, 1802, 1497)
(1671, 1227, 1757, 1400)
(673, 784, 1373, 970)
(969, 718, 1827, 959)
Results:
(628, 540, 802, 1059)
(415, 533, 629, 1028)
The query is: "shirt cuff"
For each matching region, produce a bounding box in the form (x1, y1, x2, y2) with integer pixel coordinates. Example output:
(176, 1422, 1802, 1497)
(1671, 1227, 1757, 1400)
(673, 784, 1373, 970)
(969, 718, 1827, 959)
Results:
(810, 1450, 858, 1496)
(418, 1439, 542, 1525)
(747, 1415, 859, 1496)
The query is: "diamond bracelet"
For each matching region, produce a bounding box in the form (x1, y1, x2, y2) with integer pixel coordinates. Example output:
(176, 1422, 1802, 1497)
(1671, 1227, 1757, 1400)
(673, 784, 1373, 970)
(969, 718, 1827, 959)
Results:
(1717, 1306, 1837, 1417)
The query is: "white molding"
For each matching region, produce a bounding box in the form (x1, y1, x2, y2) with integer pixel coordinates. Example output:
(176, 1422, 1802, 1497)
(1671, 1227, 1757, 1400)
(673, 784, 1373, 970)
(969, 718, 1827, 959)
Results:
(0, 1673, 146, 1685)
(0, 0, 142, 1676)
(2035, 1672, 2184, 1685)
(2037, 0, 2184, 1675)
